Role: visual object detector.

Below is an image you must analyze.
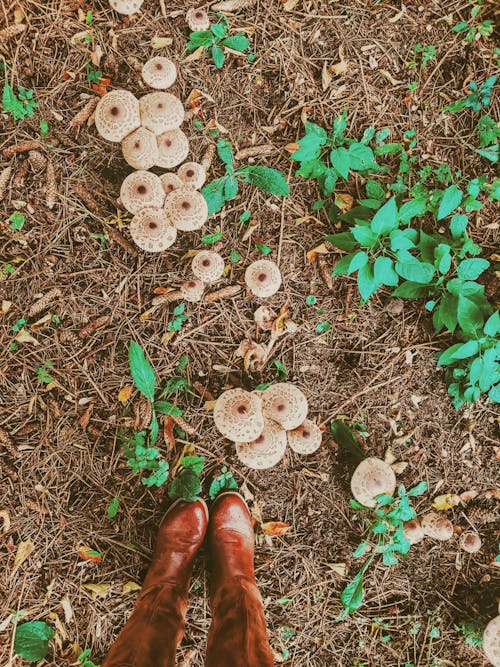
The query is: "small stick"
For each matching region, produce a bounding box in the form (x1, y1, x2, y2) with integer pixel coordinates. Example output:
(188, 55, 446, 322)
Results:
(204, 285, 241, 302)
(105, 224, 138, 257)
(235, 144, 276, 160)
(317, 256, 333, 291)
(152, 291, 183, 306)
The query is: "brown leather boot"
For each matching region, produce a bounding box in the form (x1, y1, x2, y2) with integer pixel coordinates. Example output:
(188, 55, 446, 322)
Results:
(103, 499, 208, 667)
(206, 492, 275, 667)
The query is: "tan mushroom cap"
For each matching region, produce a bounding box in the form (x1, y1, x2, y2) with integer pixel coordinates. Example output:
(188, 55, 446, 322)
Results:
(164, 188, 208, 231)
(177, 162, 206, 190)
(236, 418, 287, 470)
(421, 512, 454, 541)
(192, 250, 225, 283)
(213, 388, 264, 443)
(180, 278, 205, 303)
(95, 89, 140, 142)
(122, 127, 159, 170)
(459, 531, 482, 553)
(130, 207, 177, 252)
(160, 172, 184, 195)
(186, 7, 210, 31)
(350, 457, 397, 508)
(245, 259, 282, 298)
(254, 305, 277, 331)
(140, 92, 185, 135)
(109, 0, 144, 15)
(155, 129, 190, 169)
(484, 615, 500, 667)
(261, 382, 308, 431)
(142, 57, 177, 90)
(287, 419, 322, 455)
(120, 170, 165, 215)
(403, 519, 425, 545)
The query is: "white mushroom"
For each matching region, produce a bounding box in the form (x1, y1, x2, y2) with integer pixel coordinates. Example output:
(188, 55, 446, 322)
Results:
(235, 418, 287, 470)
(160, 172, 184, 196)
(186, 7, 210, 31)
(120, 171, 165, 215)
(140, 92, 185, 134)
(403, 519, 425, 545)
(261, 382, 308, 431)
(421, 512, 454, 541)
(164, 188, 208, 231)
(155, 129, 190, 169)
(459, 531, 482, 553)
(95, 90, 140, 142)
(350, 458, 397, 508)
(130, 207, 177, 252)
(180, 278, 205, 303)
(254, 305, 277, 331)
(213, 388, 264, 443)
(108, 0, 144, 15)
(122, 127, 159, 170)
(191, 251, 225, 283)
(245, 259, 282, 298)
(287, 419, 322, 455)
(483, 615, 500, 667)
(142, 57, 177, 90)
(177, 162, 206, 190)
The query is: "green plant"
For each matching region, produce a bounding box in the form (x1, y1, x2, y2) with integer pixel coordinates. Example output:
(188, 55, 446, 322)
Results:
(454, 622, 483, 647)
(337, 481, 427, 619)
(107, 495, 120, 519)
(78, 648, 100, 667)
(2, 68, 38, 121)
(86, 63, 103, 84)
(186, 14, 250, 69)
(168, 456, 205, 502)
(9, 212, 25, 230)
(201, 138, 289, 214)
(452, 0, 493, 43)
(443, 75, 497, 113)
(168, 303, 189, 333)
(475, 115, 499, 163)
(209, 466, 238, 499)
(407, 44, 436, 69)
(36, 361, 54, 384)
(13, 621, 54, 662)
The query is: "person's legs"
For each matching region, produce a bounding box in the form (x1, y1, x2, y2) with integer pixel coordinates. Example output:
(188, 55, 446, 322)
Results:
(205, 492, 275, 667)
(103, 499, 208, 667)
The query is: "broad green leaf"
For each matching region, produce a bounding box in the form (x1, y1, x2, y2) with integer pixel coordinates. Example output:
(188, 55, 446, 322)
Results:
(357, 263, 380, 301)
(168, 468, 202, 502)
(330, 420, 364, 460)
(371, 197, 398, 235)
(374, 256, 399, 286)
(456, 258, 490, 280)
(390, 229, 416, 252)
(211, 45, 225, 68)
(484, 311, 500, 337)
(211, 22, 227, 39)
(238, 165, 289, 196)
(437, 184, 463, 220)
(339, 569, 365, 615)
(14, 621, 54, 662)
(325, 232, 357, 252)
(348, 143, 376, 170)
(154, 401, 183, 416)
(217, 139, 234, 171)
(291, 131, 325, 162)
(107, 496, 120, 519)
(181, 455, 205, 475)
(437, 343, 463, 366)
(391, 281, 429, 298)
(407, 481, 427, 496)
(399, 198, 427, 223)
(451, 340, 479, 359)
(201, 176, 229, 214)
(375, 142, 403, 156)
(330, 147, 351, 179)
(221, 34, 249, 51)
(347, 251, 369, 275)
(322, 167, 338, 196)
(395, 260, 435, 284)
(488, 383, 500, 402)
(351, 226, 378, 248)
(225, 175, 239, 200)
(353, 542, 371, 558)
(366, 180, 386, 201)
(450, 213, 468, 238)
(333, 253, 357, 276)
(187, 31, 214, 48)
(129, 342, 155, 401)
(437, 292, 459, 333)
(209, 468, 238, 500)
(457, 295, 484, 335)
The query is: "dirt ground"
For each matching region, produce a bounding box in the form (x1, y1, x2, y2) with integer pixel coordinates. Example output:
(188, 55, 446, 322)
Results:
(0, 0, 499, 665)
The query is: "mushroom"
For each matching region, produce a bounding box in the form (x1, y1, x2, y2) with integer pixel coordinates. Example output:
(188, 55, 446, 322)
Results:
(350, 458, 397, 509)
(483, 615, 500, 667)
(120, 171, 165, 215)
(160, 172, 184, 195)
(459, 531, 482, 553)
(254, 305, 277, 331)
(191, 250, 225, 283)
(108, 0, 144, 15)
(421, 512, 454, 541)
(213, 388, 265, 443)
(403, 519, 425, 545)
(94, 90, 140, 142)
(245, 259, 282, 298)
(129, 207, 177, 252)
(139, 92, 185, 134)
(164, 188, 208, 231)
(142, 57, 177, 90)
(235, 339, 268, 374)
(122, 127, 159, 170)
(180, 279, 205, 303)
(287, 419, 322, 455)
(177, 162, 206, 190)
(186, 7, 210, 31)
(235, 419, 287, 470)
(261, 383, 308, 431)
(155, 129, 190, 169)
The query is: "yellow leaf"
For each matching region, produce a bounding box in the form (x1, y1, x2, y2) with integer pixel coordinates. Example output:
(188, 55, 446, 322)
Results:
(184, 46, 204, 63)
(283, 0, 300, 10)
(334, 193, 354, 211)
(151, 36, 173, 49)
(15, 328, 39, 345)
(432, 494, 462, 511)
(14, 6, 25, 23)
(306, 243, 329, 263)
(11, 540, 35, 577)
(122, 581, 141, 594)
(330, 60, 348, 76)
(118, 385, 134, 403)
(77, 8, 86, 21)
(81, 583, 111, 598)
(261, 521, 291, 536)
(140, 307, 156, 321)
(284, 142, 300, 153)
(327, 562, 348, 577)
(1, 300, 12, 314)
(204, 400, 216, 410)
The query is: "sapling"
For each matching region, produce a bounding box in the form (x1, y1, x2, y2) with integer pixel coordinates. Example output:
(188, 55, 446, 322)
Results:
(186, 14, 251, 69)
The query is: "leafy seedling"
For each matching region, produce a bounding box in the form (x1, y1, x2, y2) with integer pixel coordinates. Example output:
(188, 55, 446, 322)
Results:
(107, 496, 120, 519)
(443, 75, 497, 113)
(168, 303, 189, 333)
(186, 14, 251, 69)
(406, 44, 436, 69)
(452, 1, 493, 43)
(14, 621, 54, 662)
(454, 622, 483, 648)
(330, 420, 365, 460)
(36, 361, 53, 384)
(168, 456, 205, 502)
(209, 466, 238, 499)
(78, 648, 100, 667)
(9, 212, 25, 230)
(2, 68, 38, 122)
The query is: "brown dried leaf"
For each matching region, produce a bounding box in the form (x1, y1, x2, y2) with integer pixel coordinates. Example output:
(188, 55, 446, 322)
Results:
(122, 581, 141, 594)
(330, 60, 348, 76)
(118, 386, 134, 403)
(321, 63, 332, 91)
(236, 339, 268, 373)
(261, 521, 291, 536)
(282, 0, 300, 10)
(81, 583, 111, 599)
(11, 540, 35, 577)
(184, 46, 204, 62)
(14, 328, 39, 345)
(307, 243, 329, 263)
(163, 416, 176, 454)
(0, 509, 11, 534)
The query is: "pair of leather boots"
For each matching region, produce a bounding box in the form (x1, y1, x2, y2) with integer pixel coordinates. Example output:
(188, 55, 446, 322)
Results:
(103, 492, 275, 667)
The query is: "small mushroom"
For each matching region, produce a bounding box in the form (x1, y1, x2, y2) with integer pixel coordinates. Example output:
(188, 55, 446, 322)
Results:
(160, 172, 184, 195)
(421, 512, 454, 541)
(122, 127, 159, 170)
(139, 92, 185, 135)
(235, 339, 268, 374)
(180, 279, 205, 303)
(459, 531, 482, 553)
(213, 388, 264, 443)
(287, 419, 322, 455)
(108, 0, 144, 15)
(403, 519, 425, 545)
(142, 57, 177, 90)
(261, 382, 308, 431)
(235, 418, 287, 470)
(164, 188, 208, 231)
(483, 615, 500, 667)
(95, 90, 140, 142)
(245, 259, 282, 298)
(177, 162, 206, 190)
(120, 171, 165, 215)
(254, 305, 277, 331)
(155, 129, 190, 169)
(130, 207, 177, 252)
(186, 7, 210, 31)
(350, 458, 397, 509)
(191, 250, 225, 283)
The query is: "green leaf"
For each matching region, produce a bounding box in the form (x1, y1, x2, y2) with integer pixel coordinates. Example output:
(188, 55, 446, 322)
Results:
(371, 197, 398, 235)
(451, 340, 480, 359)
(391, 281, 429, 298)
(438, 343, 463, 366)
(437, 184, 463, 220)
(211, 45, 225, 68)
(238, 165, 289, 196)
(399, 198, 427, 223)
(450, 213, 468, 238)
(484, 311, 500, 337)
(202, 231, 224, 245)
(325, 232, 357, 252)
(217, 139, 234, 172)
(395, 260, 435, 284)
(353, 542, 371, 558)
(129, 342, 155, 401)
(457, 295, 484, 335)
(339, 569, 365, 616)
(107, 495, 120, 519)
(14, 621, 54, 662)
(225, 175, 239, 200)
(9, 212, 25, 230)
(221, 34, 250, 51)
(407, 481, 427, 497)
(181, 455, 205, 475)
(201, 176, 229, 215)
(155, 401, 183, 416)
(209, 467, 238, 500)
(330, 420, 364, 460)
(437, 292, 459, 333)
(374, 256, 399, 286)
(187, 30, 214, 48)
(456, 258, 490, 280)
(351, 226, 378, 247)
(357, 263, 379, 301)
(211, 22, 228, 39)
(330, 147, 351, 179)
(347, 251, 369, 275)
(366, 180, 386, 201)
(168, 468, 202, 502)
(489, 383, 500, 402)
(291, 128, 326, 162)
(348, 143, 376, 171)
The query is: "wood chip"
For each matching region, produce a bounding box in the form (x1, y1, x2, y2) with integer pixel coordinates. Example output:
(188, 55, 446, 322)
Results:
(204, 285, 241, 302)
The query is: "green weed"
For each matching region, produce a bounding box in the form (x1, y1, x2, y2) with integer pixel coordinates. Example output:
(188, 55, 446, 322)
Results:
(186, 14, 251, 69)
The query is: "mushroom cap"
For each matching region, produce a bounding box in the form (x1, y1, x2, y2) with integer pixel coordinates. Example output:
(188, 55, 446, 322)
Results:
(186, 7, 210, 31)
(254, 305, 277, 331)
(403, 519, 425, 545)
(164, 188, 208, 231)
(160, 172, 184, 195)
(236, 418, 287, 470)
(245, 259, 282, 298)
(483, 615, 500, 667)
(155, 129, 190, 169)
(350, 457, 397, 508)
(459, 531, 482, 554)
(95, 89, 140, 142)
(180, 278, 205, 303)
(213, 388, 264, 443)
(139, 92, 185, 134)
(261, 382, 308, 431)
(421, 512, 454, 541)
(142, 57, 177, 90)
(122, 127, 159, 170)
(191, 250, 225, 283)
(120, 170, 165, 215)
(177, 162, 206, 190)
(130, 207, 177, 252)
(287, 419, 322, 455)
(109, 0, 144, 15)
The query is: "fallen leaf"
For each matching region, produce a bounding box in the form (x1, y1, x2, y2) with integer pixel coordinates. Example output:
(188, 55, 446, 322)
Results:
(460, 489, 479, 503)
(432, 494, 462, 511)
(261, 521, 291, 536)
(81, 583, 111, 598)
(60, 595, 74, 624)
(307, 243, 329, 263)
(379, 69, 403, 86)
(122, 581, 141, 594)
(78, 405, 93, 430)
(151, 36, 173, 49)
(282, 0, 300, 10)
(14, 328, 39, 345)
(11, 540, 35, 577)
(330, 60, 348, 76)
(334, 193, 354, 211)
(91, 44, 103, 67)
(163, 416, 176, 454)
(0, 509, 11, 533)
(76, 545, 103, 562)
(384, 447, 397, 465)
(204, 400, 216, 410)
(31, 313, 53, 331)
(240, 481, 254, 502)
(390, 461, 409, 474)
(1, 300, 12, 314)
(118, 385, 134, 403)
(321, 63, 332, 91)
(14, 5, 25, 23)
(236, 339, 268, 373)
(71, 30, 93, 44)
(270, 305, 297, 340)
(484, 488, 500, 501)
(327, 562, 348, 577)
(184, 46, 205, 63)
(140, 307, 156, 321)
(284, 142, 300, 153)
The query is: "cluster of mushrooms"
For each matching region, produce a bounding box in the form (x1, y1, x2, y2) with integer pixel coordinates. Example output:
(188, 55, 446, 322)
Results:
(213, 384, 322, 469)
